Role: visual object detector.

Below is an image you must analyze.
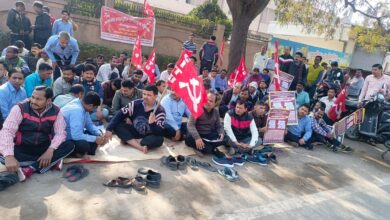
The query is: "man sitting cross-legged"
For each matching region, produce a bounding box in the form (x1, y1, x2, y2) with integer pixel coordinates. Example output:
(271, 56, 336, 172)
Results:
(185, 92, 226, 157)
(161, 91, 191, 141)
(224, 100, 261, 155)
(62, 91, 107, 159)
(104, 85, 166, 154)
(309, 107, 352, 153)
(0, 86, 74, 191)
(285, 104, 313, 150)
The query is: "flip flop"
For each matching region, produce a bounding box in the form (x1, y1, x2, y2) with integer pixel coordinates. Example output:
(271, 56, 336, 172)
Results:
(62, 165, 83, 178)
(197, 161, 218, 172)
(218, 167, 239, 182)
(185, 157, 199, 171)
(67, 167, 89, 182)
(0, 172, 19, 191)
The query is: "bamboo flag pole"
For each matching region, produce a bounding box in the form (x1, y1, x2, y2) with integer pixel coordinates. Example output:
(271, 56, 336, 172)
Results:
(153, 85, 169, 114)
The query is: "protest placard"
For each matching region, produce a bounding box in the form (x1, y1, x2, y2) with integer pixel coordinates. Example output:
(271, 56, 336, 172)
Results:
(263, 109, 290, 144)
(269, 71, 294, 91)
(269, 91, 298, 125)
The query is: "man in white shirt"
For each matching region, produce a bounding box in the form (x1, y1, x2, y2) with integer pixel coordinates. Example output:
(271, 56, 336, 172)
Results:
(159, 63, 175, 82)
(96, 56, 119, 82)
(252, 45, 268, 72)
(320, 87, 337, 116)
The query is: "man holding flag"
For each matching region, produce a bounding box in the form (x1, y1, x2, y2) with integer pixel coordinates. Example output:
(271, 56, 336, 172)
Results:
(104, 85, 166, 154)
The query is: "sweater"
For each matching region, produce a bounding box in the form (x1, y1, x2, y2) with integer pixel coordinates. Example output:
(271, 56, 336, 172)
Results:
(224, 110, 258, 147)
(187, 107, 224, 140)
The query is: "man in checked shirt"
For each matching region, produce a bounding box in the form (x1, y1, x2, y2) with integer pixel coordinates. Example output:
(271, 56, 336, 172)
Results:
(0, 86, 74, 191)
(309, 107, 352, 153)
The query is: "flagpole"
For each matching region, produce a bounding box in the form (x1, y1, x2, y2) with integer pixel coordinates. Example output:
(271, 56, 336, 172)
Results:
(153, 86, 169, 114)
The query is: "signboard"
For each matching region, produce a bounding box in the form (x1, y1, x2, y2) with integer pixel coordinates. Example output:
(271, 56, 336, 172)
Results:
(269, 71, 294, 91)
(269, 91, 298, 125)
(100, 6, 156, 46)
(270, 37, 352, 67)
(333, 108, 366, 137)
(263, 109, 290, 144)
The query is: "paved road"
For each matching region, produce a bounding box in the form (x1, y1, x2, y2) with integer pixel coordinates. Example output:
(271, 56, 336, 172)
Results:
(0, 139, 389, 220)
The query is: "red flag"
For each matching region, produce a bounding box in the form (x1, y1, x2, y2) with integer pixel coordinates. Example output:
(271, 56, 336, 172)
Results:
(219, 39, 225, 67)
(228, 55, 248, 88)
(143, 48, 156, 84)
(273, 41, 281, 91)
(168, 50, 208, 118)
(143, 0, 155, 18)
(328, 88, 348, 122)
(131, 33, 143, 70)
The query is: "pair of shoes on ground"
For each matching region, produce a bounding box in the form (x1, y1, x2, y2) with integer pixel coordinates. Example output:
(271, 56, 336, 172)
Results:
(326, 143, 353, 153)
(212, 154, 247, 168)
(160, 155, 187, 171)
(63, 165, 89, 182)
(218, 167, 240, 182)
(186, 156, 218, 172)
(103, 168, 161, 191)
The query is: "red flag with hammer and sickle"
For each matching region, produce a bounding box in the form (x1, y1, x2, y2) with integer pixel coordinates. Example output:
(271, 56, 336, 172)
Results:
(168, 50, 207, 119)
(143, 48, 156, 84)
(131, 33, 143, 70)
(228, 55, 248, 88)
(328, 88, 348, 122)
(144, 0, 155, 18)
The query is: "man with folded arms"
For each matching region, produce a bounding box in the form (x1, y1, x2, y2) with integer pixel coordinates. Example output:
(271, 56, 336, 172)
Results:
(0, 86, 74, 191)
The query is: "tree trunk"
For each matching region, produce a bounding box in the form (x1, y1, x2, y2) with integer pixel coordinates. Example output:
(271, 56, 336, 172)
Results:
(227, 17, 252, 72)
(226, 0, 270, 73)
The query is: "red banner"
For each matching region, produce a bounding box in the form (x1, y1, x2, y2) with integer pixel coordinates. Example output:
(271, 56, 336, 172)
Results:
(144, 0, 155, 17)
(131, 33, 143, 70)
(143, 48, 156, 84)
(269, 71, 294, 91)
(168, 50, 208, 119)
(269, 91, 298, 125)
(228, 55, 248, 88)
(263, 109, 290, 144)
(100, 6, 155, 46)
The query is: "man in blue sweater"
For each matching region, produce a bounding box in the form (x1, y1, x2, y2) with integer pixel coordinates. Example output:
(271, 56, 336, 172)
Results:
(285, 103, 313, 149)
(62, 92, 106, 158)
(199, 35, 218, 74)
(104, 85, 166, 154)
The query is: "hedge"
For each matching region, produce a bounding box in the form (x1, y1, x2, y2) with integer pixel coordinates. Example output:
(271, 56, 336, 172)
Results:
(0, 31, 178, 69)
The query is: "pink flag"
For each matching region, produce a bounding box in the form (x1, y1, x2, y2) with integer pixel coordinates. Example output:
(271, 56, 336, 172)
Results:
(144, 0, 155, 18)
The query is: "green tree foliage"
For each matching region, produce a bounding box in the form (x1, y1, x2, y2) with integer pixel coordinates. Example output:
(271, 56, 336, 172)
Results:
(188, 0, 228, 22)
(188, 0, 232, 38)
(274, 0, 390, 52)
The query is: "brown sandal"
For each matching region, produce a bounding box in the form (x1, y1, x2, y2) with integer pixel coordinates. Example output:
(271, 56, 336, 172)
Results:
(131, 176, 146, 191)
(103, 177, 132, 188)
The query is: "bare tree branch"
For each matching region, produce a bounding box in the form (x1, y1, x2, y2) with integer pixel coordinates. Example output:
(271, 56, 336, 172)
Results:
(344, 0, 389, 27)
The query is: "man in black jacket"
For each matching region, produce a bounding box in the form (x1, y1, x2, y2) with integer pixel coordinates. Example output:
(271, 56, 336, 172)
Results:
(288, 52, 308, 91)
(32, 1, 51, 47)
(6, 1, 27, 45)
